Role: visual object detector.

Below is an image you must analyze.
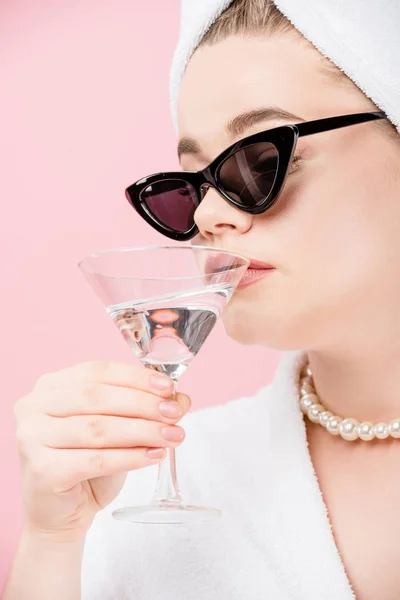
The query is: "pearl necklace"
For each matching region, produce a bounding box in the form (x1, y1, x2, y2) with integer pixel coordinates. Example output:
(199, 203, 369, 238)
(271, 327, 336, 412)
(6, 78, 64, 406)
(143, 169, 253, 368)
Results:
(299, 363, 400, 441)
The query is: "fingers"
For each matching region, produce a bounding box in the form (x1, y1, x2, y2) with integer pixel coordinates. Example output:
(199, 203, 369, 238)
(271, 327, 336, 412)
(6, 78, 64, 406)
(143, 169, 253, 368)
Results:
(15, 360, 191, 495)
(34, 360, 175, 399)
(39, 415, 185, 449)
(34, 383, 191, 421)
(15, 361, 193, 528)
(28, 447, 169, 493)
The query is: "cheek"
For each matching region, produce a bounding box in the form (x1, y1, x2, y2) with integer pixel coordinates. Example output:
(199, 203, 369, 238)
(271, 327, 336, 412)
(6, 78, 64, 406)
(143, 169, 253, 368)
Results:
(274, 153, 400, 346)
(284, 161, 391, 290)
(219, 139, 400, 349)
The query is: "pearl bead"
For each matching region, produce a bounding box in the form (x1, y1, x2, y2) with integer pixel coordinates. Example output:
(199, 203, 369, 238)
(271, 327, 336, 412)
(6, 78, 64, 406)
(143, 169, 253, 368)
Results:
(301, 376, 313, 390)
(298, 369, 400, 443)
(389, 419, 400, 438)
(308, 403, 325, 423)
(299, 394, 316, 414)
(300, 391, 318, 400)
(326, 416, 343, 435)
(319, 411, 333, 428)
(358, 422, 375, 441)
(374, 423, 389, 439)
(300, 382, 315, 395)
(339, 418, 359, 441)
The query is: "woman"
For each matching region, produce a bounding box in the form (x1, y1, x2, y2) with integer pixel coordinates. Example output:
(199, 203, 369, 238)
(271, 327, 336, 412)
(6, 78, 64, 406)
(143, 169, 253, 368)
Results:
(4, 0, 400, 598)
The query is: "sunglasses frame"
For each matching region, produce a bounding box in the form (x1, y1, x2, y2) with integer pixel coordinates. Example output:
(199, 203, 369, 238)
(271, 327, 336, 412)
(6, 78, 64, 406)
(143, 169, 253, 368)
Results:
(125, 111, 387, 241)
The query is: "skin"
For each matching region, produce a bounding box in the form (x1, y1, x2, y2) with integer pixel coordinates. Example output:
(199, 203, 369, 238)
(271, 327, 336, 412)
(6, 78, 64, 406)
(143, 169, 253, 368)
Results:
(177, 33, 400, 600)
(4, 362, 189, 599)
(4, 29, 400, 600)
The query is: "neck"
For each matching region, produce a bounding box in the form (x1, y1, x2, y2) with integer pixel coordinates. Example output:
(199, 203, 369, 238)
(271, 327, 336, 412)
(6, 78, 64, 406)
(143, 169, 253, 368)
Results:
(307, 346, 400, 423)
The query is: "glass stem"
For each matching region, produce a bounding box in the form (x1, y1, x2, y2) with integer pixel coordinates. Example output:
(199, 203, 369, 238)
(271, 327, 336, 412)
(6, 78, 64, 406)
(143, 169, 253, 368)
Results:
(152, 379, 182, 505)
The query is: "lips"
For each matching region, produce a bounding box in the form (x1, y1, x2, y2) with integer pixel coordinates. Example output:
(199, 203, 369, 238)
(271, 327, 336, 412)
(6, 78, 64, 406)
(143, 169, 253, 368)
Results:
(205, 254, 274, 275)
(247, 258, 275, 270)
(237, 258, 276, 290)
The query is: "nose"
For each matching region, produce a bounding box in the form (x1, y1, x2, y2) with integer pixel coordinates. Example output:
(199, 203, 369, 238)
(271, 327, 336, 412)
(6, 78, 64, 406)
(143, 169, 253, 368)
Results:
(194, 186, 253, 241)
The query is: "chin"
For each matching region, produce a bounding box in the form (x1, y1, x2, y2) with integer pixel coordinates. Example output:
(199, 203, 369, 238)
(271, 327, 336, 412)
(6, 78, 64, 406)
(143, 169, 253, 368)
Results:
(221, 304, 266, 346)
(221, 303, 316, 350)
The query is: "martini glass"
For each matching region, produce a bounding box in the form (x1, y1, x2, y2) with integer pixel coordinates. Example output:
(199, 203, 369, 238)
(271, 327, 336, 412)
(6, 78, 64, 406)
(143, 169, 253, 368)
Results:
(78, 245, 249, 524)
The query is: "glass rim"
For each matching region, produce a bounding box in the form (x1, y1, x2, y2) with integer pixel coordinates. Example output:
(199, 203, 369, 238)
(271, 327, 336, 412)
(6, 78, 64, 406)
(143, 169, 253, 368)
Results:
(77, 244, 250, 281)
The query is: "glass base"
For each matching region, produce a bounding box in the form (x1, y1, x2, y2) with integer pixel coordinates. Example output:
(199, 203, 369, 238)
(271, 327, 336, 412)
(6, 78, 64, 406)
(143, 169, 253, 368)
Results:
(112, 501, 221, 524)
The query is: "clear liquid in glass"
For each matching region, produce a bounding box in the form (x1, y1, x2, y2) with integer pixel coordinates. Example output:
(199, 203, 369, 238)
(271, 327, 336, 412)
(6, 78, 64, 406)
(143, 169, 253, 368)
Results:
(106, 282, 233, 379)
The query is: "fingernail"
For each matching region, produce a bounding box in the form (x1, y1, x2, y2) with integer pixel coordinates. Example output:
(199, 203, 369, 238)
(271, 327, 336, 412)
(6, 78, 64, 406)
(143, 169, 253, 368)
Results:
(145, 448, 167, 459)
(161, 426, 185, 442)
(159, 401, 183, 420)
(150, 374, 172, 391)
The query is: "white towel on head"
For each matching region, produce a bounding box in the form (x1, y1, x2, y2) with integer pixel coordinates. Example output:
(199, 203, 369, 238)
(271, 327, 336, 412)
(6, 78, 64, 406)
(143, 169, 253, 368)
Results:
(169, 0, 400, 134)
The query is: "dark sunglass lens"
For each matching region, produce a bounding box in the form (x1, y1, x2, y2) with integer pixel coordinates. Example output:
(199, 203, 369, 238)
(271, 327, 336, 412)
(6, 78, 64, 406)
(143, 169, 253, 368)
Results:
(140, 179, 199, 233)
(219, 142, 279, 207)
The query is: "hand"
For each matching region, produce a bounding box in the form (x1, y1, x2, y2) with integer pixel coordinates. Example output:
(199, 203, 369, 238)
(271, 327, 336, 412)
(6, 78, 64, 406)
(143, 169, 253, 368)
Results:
(14, 360, 190, 542)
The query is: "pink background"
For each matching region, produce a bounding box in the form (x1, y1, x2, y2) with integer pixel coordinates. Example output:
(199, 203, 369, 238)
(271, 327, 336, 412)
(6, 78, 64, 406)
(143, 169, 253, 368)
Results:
(0, 0, 280, 589)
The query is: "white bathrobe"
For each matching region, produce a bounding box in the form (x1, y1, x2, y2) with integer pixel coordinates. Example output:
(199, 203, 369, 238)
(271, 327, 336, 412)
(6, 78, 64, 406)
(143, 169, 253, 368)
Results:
(81, 350, 355, 600)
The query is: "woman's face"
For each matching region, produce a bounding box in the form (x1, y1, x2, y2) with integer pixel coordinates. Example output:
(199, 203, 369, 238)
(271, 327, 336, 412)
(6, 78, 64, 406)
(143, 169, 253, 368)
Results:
(176, 33, 400, 350)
